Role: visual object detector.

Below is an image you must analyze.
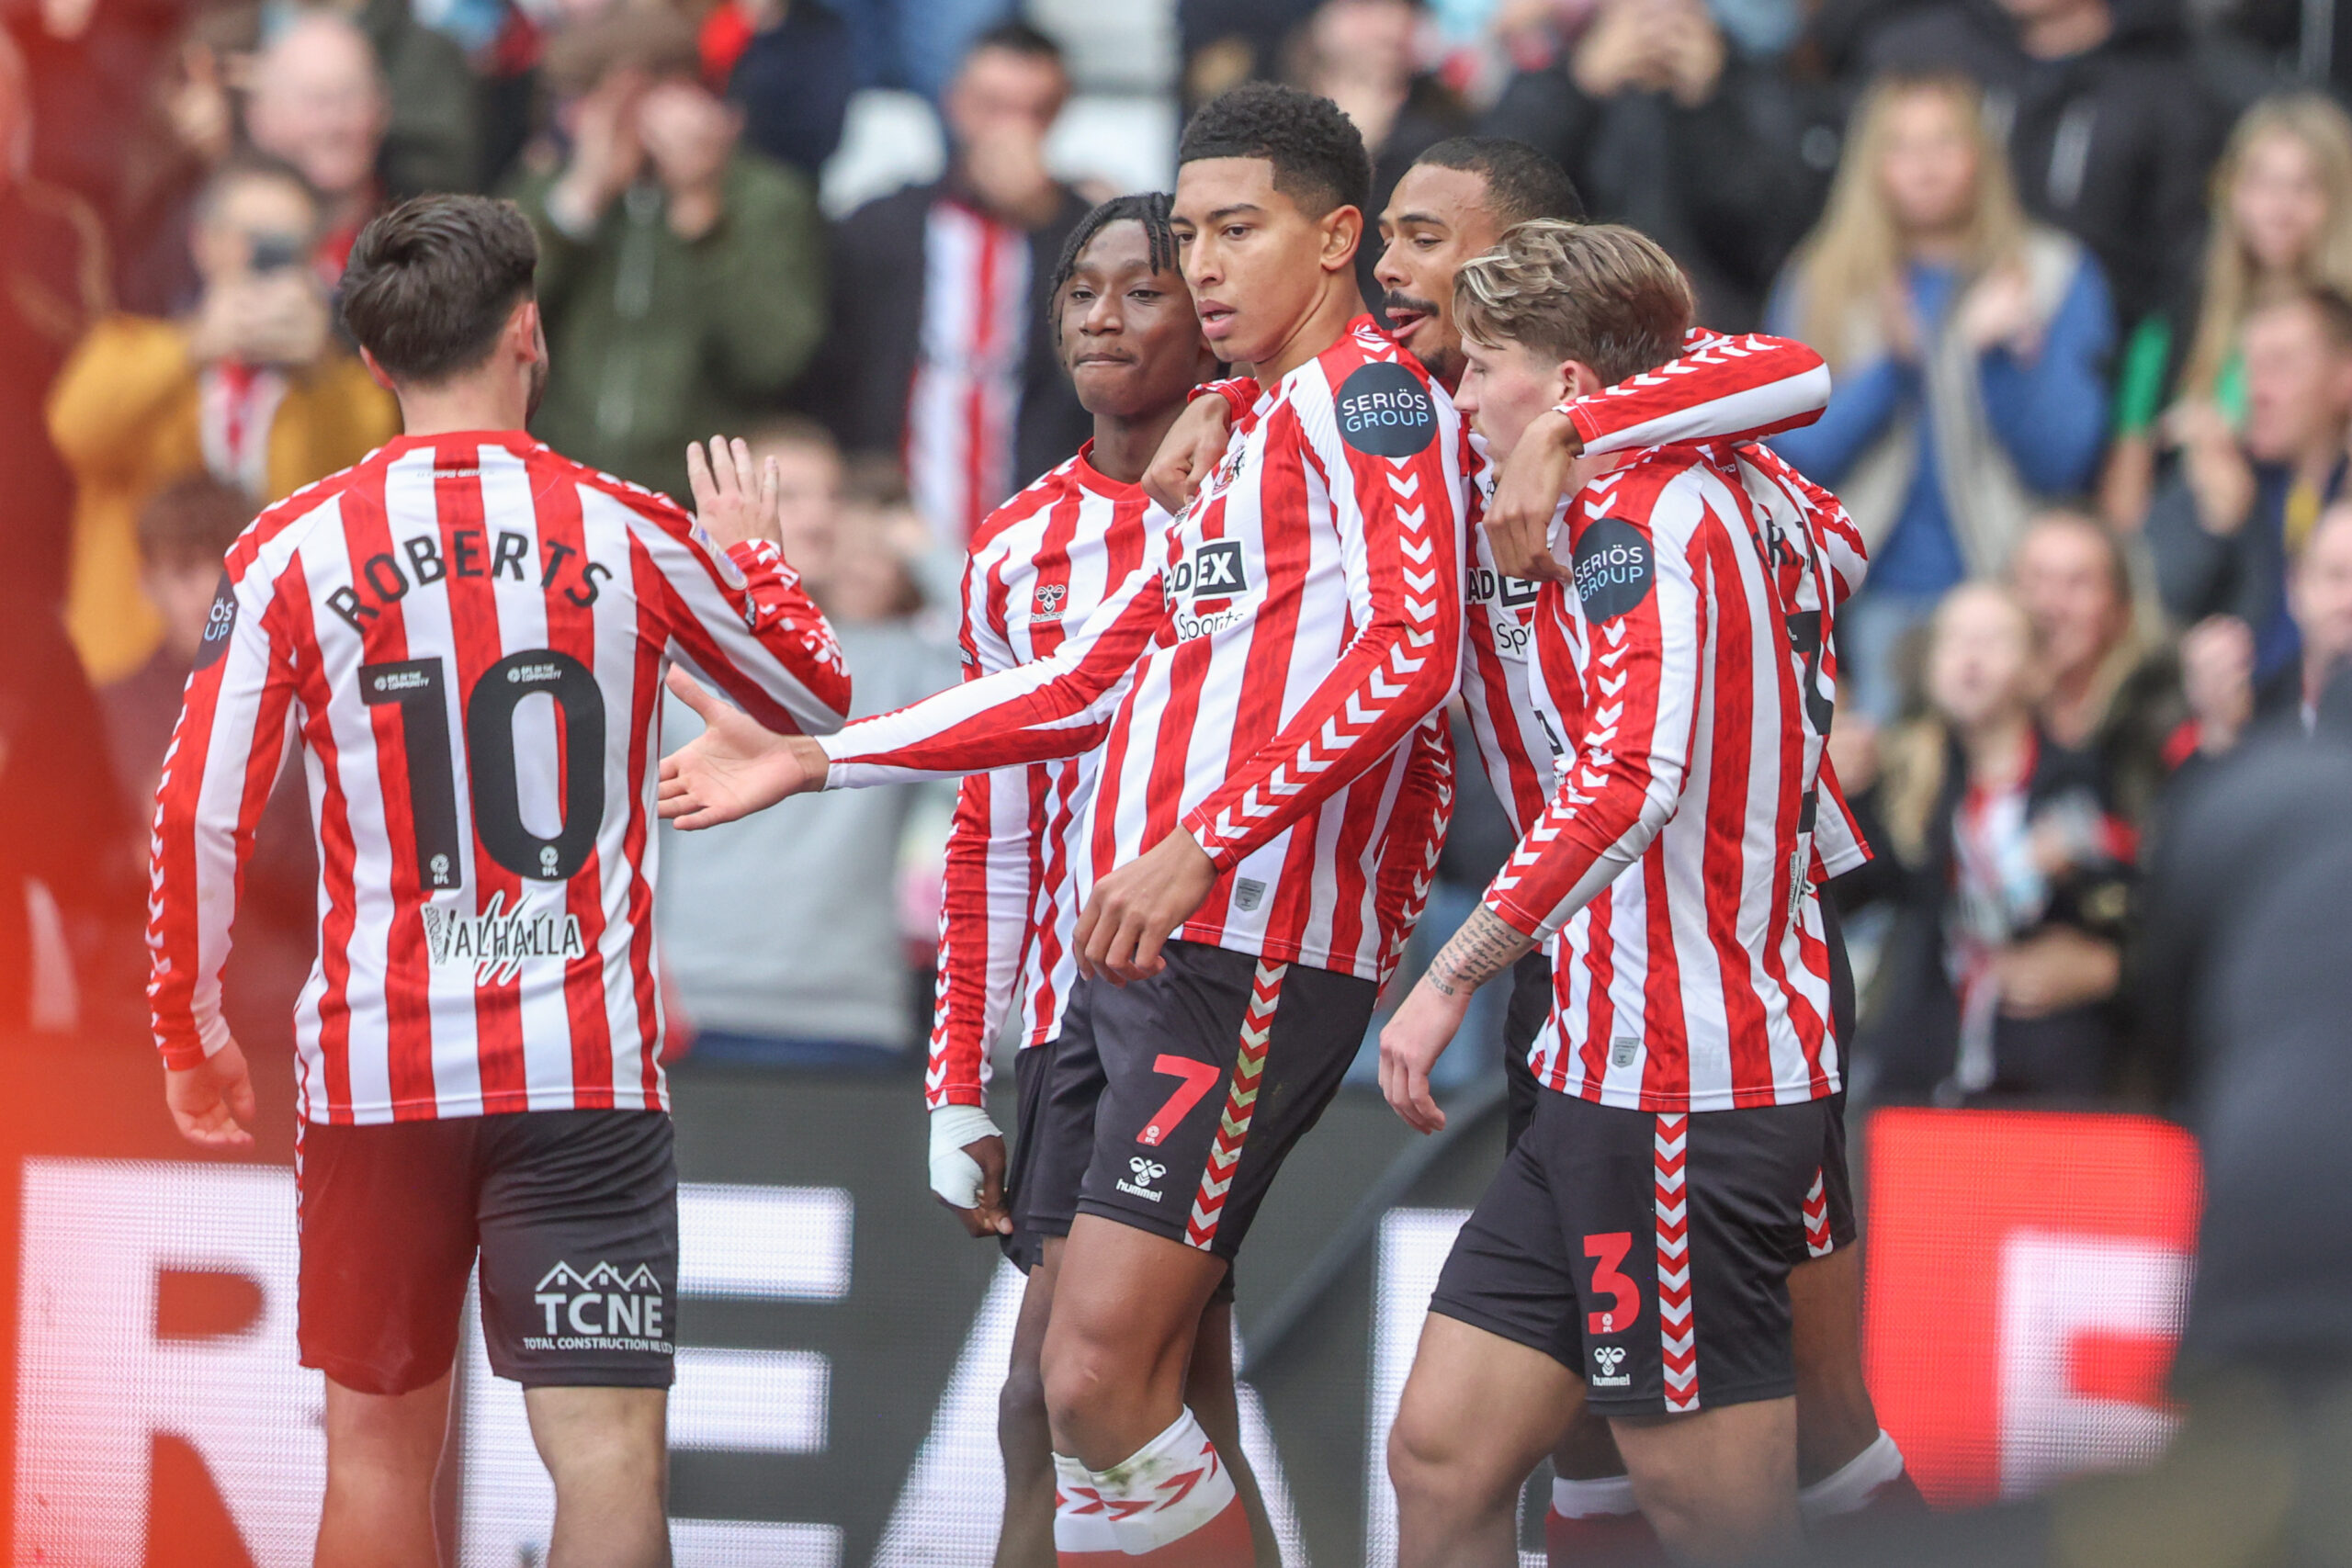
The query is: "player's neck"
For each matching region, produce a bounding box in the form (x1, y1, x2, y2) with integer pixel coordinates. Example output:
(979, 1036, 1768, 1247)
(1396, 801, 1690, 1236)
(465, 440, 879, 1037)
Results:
(1091, 401, 1189, 488)
(394, 375, 531, 439)
(1253, 276, 1369, 385)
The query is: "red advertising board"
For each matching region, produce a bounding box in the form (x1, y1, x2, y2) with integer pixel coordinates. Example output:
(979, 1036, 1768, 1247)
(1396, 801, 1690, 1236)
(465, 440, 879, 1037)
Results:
(1864, 1109, 2203, 1506)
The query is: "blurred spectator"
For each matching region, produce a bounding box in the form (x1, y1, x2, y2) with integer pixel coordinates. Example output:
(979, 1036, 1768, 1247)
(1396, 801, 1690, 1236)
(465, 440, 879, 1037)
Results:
(1481, 0, 1836, 326)
(0, 28, 108, 622)
(701, 0, 855, 177)
(110, 6, 250, 317)
(46, 154, 400, 682)
(1861, 0, 2216, 340)
(1839, 582, 2134, 1105)
(4, 0, 177, 252)
(2009, 509, 2180, 826)
(514, 6, 824, 508)
(98, 475, 249, 807)
(1182, 0, 1318, 107)
(659, 427, 958, 1067)
(1770, 73, 2113, 722)
(335, 0, 484, 197)
(2175, 500, 2352, 760)
(829, 0, 1014, 103)
(2146, 286, 2352, 687)
(243, 9, 397, 274)
(816, 22, 1091, 547)
(2106, 93, 2352, 529)
(1290, 0, 1468, 308)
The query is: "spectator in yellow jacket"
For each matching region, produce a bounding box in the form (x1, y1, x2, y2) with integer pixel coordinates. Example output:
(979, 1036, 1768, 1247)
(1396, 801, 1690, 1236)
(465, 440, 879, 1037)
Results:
(46, 155, 399, 682)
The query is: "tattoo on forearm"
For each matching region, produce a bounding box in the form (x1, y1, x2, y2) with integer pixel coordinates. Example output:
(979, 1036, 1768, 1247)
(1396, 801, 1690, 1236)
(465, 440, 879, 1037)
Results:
(1423, 907, 1536, 998)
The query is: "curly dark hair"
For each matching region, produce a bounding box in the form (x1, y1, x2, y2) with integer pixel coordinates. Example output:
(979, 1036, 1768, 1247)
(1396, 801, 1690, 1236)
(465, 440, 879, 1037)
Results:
(1047, 192, 1180, 312)
(1177, 82, 1371, 219)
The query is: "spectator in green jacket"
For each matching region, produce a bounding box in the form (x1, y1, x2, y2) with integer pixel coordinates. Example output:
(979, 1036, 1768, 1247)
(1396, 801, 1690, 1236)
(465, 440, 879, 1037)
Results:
(510, 9, 824, 506)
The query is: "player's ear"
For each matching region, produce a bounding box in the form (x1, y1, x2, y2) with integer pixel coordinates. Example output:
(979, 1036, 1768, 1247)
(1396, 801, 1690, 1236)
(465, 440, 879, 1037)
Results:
(1563, 360, 1607, 400)
(1321, 204, 1363, 273)
(507, 298, 542, 360)
(357, 344, 395, 392)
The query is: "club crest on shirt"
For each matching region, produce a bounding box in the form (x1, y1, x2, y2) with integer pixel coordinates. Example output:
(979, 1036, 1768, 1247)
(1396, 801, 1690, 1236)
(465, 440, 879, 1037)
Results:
(1573, 516, 1654, 621)
(1333, 361, 1436, 457)
(422, 892, 585, 985)
(192, 571, 238, 671)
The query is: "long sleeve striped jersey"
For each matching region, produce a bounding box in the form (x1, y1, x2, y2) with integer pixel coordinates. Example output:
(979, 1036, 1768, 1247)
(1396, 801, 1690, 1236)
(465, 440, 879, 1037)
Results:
(926, 446, 1157, 1110)
(1487, 440, 1867, 1112)
(1458, 329, 1834, 841)
(148, 432, 851, 1124)
(826, 318, 1469, 982)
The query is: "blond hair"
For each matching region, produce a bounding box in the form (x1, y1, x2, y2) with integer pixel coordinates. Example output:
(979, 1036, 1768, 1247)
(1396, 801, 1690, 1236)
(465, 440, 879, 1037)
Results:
(2178, 94, 2352, 402)
(1794, 73, 2028, 369)
(1453, 220, 1694, 385)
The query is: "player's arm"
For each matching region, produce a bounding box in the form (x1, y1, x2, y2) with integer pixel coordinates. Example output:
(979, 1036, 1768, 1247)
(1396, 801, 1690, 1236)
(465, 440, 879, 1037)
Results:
(925, 565, 1041, 1236)
(639, 438, 853, 737)
(1080, 393, 1467, 982)
(148, 551, 297, 1151)
(661, 553, 1162, 827)
(1486, 332, 1831, 583)
(1382, 485, 1711, 1130)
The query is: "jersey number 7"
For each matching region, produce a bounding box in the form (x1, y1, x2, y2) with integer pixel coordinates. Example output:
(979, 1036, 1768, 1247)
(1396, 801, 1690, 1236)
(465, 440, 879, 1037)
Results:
(361, 651, 605, 890)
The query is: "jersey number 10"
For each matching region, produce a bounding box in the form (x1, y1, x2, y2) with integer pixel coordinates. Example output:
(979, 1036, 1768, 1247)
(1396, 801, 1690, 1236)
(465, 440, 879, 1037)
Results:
(360, 651, 605, 890)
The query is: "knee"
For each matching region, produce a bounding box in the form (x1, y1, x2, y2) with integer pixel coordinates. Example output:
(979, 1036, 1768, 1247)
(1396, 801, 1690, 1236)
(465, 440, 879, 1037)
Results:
(1386, 1407, 1476, 1518)
(1040, 1326, 1128, 1438)
(1000, 1350, 1050, 1440)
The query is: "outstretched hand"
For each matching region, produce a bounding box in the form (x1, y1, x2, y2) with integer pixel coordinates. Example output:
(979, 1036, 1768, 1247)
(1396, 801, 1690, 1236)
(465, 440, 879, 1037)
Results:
(658, 669, 829, 828)
(686, 434, 783, 549)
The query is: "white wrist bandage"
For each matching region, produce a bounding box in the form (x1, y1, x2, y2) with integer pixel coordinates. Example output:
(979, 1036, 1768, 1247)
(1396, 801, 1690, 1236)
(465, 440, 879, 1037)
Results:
(928, 1103, 1001, 1208)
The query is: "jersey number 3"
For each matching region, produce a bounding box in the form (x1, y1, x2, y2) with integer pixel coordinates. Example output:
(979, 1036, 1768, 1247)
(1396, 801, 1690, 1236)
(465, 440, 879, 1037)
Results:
(361, 651, 605, 889)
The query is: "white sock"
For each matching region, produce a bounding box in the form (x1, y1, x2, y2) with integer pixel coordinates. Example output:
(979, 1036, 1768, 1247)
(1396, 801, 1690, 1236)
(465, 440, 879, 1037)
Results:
(1088, 1408, 1240, 1553)
(1051, 1452, 1120, 1555)
(1799, 1429, 1906, 1523)
(1552, 1472, 1640, 1518)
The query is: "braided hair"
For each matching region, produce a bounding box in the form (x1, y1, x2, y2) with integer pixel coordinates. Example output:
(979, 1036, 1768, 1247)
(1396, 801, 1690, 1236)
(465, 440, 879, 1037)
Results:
(1046, 191, 1181, 318)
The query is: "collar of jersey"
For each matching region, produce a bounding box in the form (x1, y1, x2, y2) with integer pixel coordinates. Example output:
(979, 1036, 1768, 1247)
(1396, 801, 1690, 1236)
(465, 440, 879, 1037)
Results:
(380, 431, 541, 460)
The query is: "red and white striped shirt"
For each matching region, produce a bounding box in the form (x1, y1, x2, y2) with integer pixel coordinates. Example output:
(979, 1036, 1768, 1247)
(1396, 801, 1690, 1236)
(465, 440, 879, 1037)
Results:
(1458, 329, 1833, 841)
(828, 318, 1468, 982)
(1488, 440, 1866, 1112)
(148, 432, 852, 1124)
(927, 446, 1159, 1110)
(906, 200, 1032, 547)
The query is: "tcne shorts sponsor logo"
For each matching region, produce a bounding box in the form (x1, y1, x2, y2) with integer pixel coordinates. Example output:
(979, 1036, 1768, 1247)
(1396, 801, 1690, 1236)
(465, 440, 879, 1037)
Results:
(526, 1261, 672, 1355)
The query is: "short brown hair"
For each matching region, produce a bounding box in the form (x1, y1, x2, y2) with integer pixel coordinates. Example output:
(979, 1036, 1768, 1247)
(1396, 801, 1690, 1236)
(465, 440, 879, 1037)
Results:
(1453, 220, 1693, 385)
(340, 195, 537, 384)
(139, 475, 254, 570)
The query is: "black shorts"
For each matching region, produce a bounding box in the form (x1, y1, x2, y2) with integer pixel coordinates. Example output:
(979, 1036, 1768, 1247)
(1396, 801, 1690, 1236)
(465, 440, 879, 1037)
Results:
(1431, 1091, 1830, 1416)
(297, 1108, 678, 1396)
(1507, 903, 1859, 1251)
(1003, 976, 1105, 1271)
(1076, 941, 1374, 1261)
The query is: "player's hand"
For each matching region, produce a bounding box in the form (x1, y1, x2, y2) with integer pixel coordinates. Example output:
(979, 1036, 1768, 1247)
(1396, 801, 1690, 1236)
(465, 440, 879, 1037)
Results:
(164, 1038, 257, 1151)
(688, 434, 783, 549)
(930, 1108, 1013, 1237)
(1380, 978, 1468, 1134)
(1075, 831, 1217, 985)
(1143, 395, 1235, 514)
(658, 669, 828, 826)
(1485, 408, 1589, 583)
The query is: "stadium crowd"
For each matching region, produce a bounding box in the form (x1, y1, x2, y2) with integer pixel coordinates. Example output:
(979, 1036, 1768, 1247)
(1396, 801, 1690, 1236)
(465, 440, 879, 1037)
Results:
(4, 0, 2349, 1115)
